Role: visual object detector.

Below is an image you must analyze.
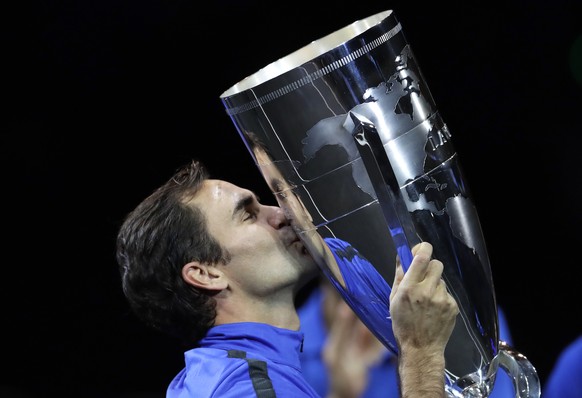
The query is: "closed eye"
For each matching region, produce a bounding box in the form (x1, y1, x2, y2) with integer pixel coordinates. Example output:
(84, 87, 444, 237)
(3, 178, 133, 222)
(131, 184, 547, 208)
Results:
(233, 192, 261, 222)
(243, 211, 257, 221)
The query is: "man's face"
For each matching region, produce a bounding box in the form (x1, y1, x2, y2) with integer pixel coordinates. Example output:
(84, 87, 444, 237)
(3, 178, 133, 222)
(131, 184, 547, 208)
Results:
(189, 179, 317, 297)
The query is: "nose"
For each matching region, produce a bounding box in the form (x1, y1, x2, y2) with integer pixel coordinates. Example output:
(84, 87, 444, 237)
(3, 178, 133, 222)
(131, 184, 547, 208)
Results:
(266, 205, 290, 229)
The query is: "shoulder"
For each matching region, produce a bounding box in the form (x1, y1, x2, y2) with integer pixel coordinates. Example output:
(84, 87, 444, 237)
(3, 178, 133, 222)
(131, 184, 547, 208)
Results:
(167, 348, 256, 398)
(168, 346, 320, 398)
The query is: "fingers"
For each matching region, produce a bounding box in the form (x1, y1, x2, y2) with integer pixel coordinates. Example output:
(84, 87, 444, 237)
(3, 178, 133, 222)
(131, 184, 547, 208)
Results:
(425, 258, 445, 288)
(391, 242, 446, 303)
(410, 242, 425, 256)
(401, 242, 434, 284)
(389, 241, 459, 362)
(390, 255, 406, 302)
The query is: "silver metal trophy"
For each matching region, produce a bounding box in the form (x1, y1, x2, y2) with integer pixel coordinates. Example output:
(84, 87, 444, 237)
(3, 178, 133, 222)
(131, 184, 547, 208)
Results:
(220, 10, 540, 398)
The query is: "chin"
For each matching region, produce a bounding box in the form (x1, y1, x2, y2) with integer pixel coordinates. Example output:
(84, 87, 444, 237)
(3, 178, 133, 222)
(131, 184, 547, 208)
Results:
(302, 256, 320, 279)
(296, 263, 320, 291)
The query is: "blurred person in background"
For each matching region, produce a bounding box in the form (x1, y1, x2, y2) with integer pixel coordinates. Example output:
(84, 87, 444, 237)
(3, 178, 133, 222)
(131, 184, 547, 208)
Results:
(298, 275, 517, 398)
(543, 334, 582, 398)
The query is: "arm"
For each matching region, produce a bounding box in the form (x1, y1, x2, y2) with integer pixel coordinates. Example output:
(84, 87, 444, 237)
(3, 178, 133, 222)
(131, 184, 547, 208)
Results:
(389, 242, 459, 398)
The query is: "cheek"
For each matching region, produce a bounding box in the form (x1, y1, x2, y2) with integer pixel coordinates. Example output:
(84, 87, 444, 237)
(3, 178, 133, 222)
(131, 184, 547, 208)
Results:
(226, 229, 285, 267)
(237, 227, 277, 250)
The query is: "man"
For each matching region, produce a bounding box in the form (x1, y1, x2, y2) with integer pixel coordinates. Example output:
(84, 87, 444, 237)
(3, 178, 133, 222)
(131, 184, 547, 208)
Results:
(116, 159, 459, 397)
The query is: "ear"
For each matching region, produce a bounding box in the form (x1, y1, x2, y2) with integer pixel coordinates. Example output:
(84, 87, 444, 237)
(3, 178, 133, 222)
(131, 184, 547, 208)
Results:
(182, 261, 228, 292)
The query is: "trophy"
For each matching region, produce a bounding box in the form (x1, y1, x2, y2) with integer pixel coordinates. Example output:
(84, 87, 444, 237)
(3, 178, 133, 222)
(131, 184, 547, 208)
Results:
(220, 10, 540, 398)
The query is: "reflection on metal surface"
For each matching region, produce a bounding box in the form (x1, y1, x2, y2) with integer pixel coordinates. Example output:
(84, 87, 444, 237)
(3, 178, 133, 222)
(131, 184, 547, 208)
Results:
(220, 10, 539, 397)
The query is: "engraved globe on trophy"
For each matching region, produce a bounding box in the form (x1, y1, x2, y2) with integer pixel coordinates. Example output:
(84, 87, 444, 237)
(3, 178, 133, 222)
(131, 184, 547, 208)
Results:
(220, 10, 540, 398)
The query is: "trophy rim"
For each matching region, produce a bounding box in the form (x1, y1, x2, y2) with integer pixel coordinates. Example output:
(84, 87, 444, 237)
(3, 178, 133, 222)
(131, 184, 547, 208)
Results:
(220, 9, 393, 98)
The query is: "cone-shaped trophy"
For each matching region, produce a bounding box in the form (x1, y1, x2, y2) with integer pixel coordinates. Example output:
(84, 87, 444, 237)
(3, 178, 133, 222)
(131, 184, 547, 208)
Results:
(220, 10, 539, 398)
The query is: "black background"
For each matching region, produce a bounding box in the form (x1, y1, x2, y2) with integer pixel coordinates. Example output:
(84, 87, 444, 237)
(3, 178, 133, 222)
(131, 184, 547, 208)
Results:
(3, 1, 581, 397)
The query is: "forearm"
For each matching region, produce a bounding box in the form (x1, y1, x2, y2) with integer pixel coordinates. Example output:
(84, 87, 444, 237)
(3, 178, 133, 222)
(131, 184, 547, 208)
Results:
(398, 347, 446, 398)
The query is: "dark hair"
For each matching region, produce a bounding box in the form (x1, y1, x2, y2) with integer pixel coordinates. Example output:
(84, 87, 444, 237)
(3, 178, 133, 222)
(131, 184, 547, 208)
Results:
(116, 160, 229, 347)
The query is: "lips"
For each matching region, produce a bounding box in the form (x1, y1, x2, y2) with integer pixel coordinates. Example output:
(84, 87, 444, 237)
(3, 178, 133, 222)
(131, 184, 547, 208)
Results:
(287, 233, 301, 248)
(282, 226, 303, 248)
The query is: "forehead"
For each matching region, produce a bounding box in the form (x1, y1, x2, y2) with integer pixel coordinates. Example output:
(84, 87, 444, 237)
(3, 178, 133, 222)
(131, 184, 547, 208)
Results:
(189, 179, 247, 223)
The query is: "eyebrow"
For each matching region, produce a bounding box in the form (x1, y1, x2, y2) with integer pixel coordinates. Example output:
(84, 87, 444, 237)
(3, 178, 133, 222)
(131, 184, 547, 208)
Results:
(232, 192, 258, 219)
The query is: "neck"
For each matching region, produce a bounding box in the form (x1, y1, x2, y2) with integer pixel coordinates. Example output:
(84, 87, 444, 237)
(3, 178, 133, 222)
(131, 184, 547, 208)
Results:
(214, 289, 301, 330)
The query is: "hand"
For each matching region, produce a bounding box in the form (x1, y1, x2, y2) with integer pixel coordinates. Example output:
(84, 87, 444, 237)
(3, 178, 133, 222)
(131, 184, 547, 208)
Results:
(389, 242, 459, 398)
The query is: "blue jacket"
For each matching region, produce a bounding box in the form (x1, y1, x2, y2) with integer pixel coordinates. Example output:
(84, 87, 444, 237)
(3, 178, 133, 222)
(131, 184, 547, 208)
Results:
(168, 322, 320, 397)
